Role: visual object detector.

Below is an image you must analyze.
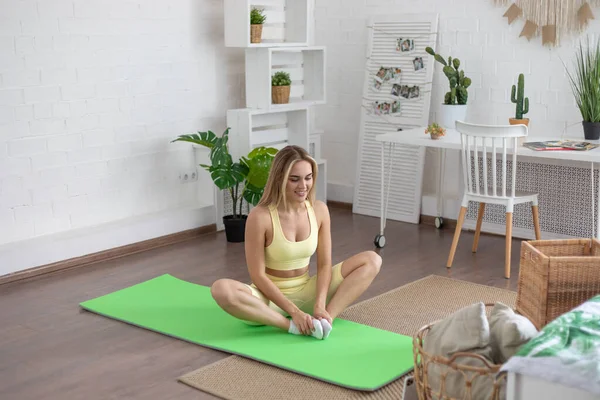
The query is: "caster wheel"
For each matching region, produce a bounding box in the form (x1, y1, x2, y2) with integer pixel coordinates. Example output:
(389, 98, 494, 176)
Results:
(374, 234, 386, 248)
(435, 217, 444, 229)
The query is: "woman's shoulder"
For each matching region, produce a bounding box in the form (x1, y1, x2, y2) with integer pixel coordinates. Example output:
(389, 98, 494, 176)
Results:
(311, 200, 330, 220)
(247, 205, 272, 227)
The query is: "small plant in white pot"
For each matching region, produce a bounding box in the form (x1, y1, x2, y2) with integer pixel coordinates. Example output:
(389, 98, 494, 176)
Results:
(271, 71, 291, 104)
(250, 7, 266, 44)
(425, 47, 472, 129)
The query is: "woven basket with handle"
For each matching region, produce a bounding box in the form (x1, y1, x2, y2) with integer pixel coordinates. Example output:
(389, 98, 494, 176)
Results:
(516, 238, 600, 330)
(412, 304, 507, 400)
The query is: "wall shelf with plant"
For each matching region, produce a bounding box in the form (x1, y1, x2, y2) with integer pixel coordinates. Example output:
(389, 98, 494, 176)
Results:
(245, 46, 326, 110)
(224, 0, 311, 48)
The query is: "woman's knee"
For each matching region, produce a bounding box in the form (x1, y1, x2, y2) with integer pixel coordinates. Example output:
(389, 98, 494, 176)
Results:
(210, 279, 237, 306)
(363, 250, 382, 276)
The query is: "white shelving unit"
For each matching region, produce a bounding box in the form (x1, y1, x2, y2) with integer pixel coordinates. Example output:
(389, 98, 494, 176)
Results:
(227, 107, 309, 160)
(245, 46, 326, 110)
(224, 0, 311, 48)
(216, 0, 326, 231)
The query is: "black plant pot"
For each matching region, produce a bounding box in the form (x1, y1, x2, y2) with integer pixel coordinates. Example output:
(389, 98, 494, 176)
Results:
(223, 215, 247, 243)
(582, 121, 600, 140)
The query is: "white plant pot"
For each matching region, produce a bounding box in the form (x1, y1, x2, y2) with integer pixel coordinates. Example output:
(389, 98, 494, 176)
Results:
(438, 104, 468, 129)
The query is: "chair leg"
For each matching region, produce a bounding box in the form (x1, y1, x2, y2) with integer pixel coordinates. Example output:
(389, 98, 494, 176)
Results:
(532, 205, 541, 240)
(447, 206, 468, 268)
(505, 212, 513, 279)
(472, 203, 486, 253)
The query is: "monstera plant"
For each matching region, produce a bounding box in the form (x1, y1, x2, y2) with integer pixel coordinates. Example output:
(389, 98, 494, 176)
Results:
(172, 128, 278, 242)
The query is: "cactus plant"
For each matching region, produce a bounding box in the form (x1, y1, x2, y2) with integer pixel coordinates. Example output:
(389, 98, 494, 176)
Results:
(511, 73, 529, 120)
(425, 47, 471, 105)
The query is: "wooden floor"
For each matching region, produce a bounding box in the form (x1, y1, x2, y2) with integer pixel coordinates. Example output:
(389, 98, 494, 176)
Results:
(0, 206, 522, 400)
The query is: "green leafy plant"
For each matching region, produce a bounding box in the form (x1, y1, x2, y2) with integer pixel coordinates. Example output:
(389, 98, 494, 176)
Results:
(511, 73, 529, 120)
(564, 37, 600, 123)
(250, 7, 266, 25)
(272, 71, 291, 86)
(171, 128, 278, 218)
(425, 47, 472, 105)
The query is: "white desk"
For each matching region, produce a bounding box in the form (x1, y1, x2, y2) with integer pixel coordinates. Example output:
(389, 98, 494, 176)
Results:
(373, 127, 600, 246)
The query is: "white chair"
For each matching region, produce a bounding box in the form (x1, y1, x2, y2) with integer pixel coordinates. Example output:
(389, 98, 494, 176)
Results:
(446, 121, 542, 279)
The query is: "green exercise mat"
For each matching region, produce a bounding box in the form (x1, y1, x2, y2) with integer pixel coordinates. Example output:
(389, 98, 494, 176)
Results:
(79, 274, 414, 391)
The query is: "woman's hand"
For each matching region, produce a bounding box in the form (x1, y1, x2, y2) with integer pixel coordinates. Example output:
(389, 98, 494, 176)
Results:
(290, 309, 314, 335)
(313, 304, 333, 325)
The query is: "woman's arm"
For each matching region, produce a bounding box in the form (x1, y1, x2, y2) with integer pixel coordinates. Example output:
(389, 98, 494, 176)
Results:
(314, 200, 333, 312)
(245, 207, 302, 317)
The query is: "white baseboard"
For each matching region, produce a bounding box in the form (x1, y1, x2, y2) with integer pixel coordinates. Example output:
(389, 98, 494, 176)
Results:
(327, 181, 354, 203)
(421, 194, 460, 219)
(0, 204, 215, 277)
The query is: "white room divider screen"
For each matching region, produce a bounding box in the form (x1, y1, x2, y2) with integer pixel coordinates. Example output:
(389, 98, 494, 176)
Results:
(353, 14, 439, 224)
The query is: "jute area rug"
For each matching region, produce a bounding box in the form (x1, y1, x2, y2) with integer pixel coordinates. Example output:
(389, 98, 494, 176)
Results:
(178, 275, 517, 400)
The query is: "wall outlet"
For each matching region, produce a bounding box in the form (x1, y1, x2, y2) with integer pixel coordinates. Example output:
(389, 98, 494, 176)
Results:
(179, 169, 198, 183)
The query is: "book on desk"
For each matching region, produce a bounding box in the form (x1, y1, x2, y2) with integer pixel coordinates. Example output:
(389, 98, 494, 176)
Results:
(523, 140, 600, 151)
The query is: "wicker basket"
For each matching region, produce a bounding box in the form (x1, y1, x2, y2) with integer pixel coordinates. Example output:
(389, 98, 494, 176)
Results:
(412, 304, 507, 400)
(272, 85, 290, 104)
(516, 238, 600, 330)
(250, 24, 263, 43)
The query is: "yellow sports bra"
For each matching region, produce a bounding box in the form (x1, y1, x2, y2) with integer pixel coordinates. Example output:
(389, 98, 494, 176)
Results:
(265, 201, 318, 271)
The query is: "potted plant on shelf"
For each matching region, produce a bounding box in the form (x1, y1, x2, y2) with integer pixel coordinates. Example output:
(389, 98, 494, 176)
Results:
(564, 37, 600, 140)
(172, 128, 278, 243)
(425, 47, 472, 129)
(272, 71, 291, 104)
(509, 73, 529, 127)
(424, 123, 446, 140)
(250, 7, 266, 44)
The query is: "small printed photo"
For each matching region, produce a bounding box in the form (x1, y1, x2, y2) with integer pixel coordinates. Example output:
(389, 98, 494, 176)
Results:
(396, 38, 414, 52)
(390, 67, 402, 82)
(400, 85, 410, 99)
(409, 85, 420, 99)
(376, 67, 388, 80)
(413, 57, 424, 71)
(391, 101, 401, 115)
(372, 77, 382, 91)
(391, 83, 402, 97)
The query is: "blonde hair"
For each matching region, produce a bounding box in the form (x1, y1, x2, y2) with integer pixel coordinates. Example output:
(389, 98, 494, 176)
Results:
(257, 145, 318, 209)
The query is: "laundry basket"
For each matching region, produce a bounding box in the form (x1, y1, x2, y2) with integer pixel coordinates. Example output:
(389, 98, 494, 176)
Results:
(412, 305, 506, 400)
(516, 238, 600, 330)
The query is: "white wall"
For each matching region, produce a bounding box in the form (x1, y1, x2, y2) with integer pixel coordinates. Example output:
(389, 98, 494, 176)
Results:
(0, 0, 243, 275)
(315, 0, 600, 213)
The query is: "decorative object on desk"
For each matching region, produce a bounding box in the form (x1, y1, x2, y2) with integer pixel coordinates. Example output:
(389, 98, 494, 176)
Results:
(425, 46, 471, 129)
(523, 140, 600, 151)
(509, 73, 530, 127)
(565, 36, 600, 140)
(424, 122, 445, 140)
(271, 71, 291, 104)
(396, 37, 414, 52)
(171, 128, 278, 243)
(493, 1, 600, 47)
(250, 7, 266, 44)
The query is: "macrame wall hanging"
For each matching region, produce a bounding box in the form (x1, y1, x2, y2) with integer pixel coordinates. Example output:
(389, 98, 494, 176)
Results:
(493, 0, 598, 46)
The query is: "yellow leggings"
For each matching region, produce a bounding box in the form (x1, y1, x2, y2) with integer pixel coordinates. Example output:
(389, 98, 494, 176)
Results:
(243, 262, 345, 325)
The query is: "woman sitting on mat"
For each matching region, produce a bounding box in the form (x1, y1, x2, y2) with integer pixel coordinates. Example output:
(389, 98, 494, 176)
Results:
(210, 145, 382, 340)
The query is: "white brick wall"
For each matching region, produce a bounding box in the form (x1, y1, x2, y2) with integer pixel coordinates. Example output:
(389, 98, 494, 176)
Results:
(315, 0, 600, 199)
(0, 0, 243, 245)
